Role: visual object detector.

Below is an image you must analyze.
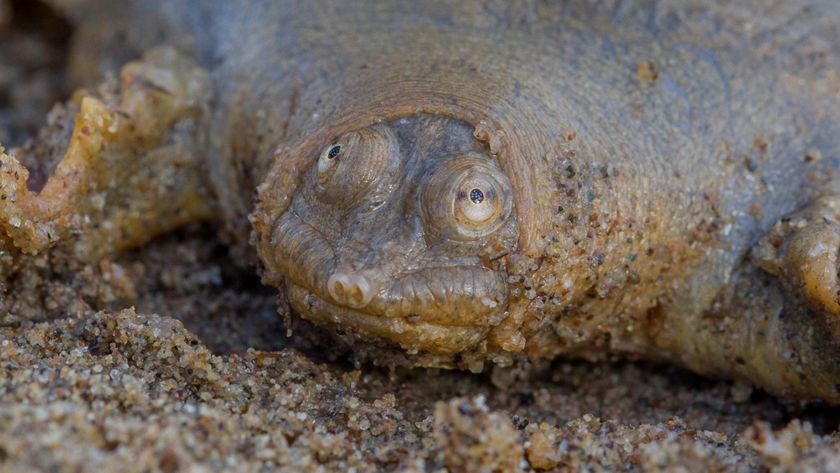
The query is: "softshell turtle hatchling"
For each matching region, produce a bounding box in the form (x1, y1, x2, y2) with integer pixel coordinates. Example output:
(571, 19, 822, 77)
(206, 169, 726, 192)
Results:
(1, 0, 839, 401)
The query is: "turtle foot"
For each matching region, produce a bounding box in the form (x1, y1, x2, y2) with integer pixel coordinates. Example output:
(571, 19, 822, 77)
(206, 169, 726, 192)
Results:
(753, 196, 840, 317)
(0, 46, 212, 259)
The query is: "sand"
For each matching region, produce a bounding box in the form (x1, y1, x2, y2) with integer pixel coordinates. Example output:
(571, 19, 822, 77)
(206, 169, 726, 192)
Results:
(3, 3, 840, 472)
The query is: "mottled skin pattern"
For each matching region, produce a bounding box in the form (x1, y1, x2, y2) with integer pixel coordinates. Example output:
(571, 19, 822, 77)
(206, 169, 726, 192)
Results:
(1, 1, 839, 401)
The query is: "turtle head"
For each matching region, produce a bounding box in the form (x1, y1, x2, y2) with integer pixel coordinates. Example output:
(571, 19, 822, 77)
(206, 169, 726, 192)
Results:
(261, 115, 518, 355)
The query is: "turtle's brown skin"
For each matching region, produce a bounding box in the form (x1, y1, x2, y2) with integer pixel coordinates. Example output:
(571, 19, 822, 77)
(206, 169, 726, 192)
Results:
(1, 0, 840, 401)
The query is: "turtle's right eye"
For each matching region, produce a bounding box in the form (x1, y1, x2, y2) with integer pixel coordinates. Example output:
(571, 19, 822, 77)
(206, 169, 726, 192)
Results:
(327, 144, 342, 159)
(317, 143, 343, 182)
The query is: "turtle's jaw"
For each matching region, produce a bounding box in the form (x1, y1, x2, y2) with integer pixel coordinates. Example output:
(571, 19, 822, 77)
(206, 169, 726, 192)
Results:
(279, 247, 511, 354)
(286, 283, 496, 355)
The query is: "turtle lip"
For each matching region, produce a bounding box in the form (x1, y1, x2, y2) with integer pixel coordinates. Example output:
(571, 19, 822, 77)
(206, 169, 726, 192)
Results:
(285, 263, 509, 354)
(290, 263, 511, 328)
(364, 265, 510, 327)
(286, 283, 495, 354)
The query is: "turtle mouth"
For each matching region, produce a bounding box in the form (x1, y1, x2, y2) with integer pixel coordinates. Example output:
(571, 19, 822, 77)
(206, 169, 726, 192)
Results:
(287, 264, 509, 354)
(287, 283, 496, 354)
(268, 211, 510, 353)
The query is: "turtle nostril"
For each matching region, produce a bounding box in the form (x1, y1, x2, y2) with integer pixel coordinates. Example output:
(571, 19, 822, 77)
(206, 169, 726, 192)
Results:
(327, 271, 375, 309)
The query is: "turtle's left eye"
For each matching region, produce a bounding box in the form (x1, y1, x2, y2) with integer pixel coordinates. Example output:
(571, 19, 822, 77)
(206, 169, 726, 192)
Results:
(454, 178, 503, 228)
(421, 154, 513, 241)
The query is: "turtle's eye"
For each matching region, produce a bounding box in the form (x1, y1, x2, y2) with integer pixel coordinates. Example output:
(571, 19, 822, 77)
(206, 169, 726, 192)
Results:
(314, 127, 397, 205)
(327, 145, 342, 159)
(422, 154, 513, 241)
(317, 144, 343, 182)
(455, 182, 501, 227)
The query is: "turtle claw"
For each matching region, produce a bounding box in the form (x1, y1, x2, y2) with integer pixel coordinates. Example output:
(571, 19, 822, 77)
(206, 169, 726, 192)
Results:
(0, 97, 118, 254)
(754, 196, 840, 317)
(0, 47, 213, 259)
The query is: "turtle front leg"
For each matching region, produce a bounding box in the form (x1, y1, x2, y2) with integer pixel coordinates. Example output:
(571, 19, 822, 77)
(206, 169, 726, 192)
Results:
(753, 195, 840, 319)
(650, 191, 840, 402)
(720, 192, 840, 401)
(0, 46, 213, 260)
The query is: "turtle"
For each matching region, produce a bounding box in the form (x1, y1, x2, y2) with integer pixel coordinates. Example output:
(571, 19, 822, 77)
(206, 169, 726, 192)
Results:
(1, 0, 839, 402)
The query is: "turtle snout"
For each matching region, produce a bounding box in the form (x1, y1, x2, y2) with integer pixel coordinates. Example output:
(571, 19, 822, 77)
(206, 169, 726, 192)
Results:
(327, 270, 377, 309)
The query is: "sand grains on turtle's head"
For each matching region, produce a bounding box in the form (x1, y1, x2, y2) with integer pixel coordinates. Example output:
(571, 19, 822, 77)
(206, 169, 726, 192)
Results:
(262, 114, 519, 354)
